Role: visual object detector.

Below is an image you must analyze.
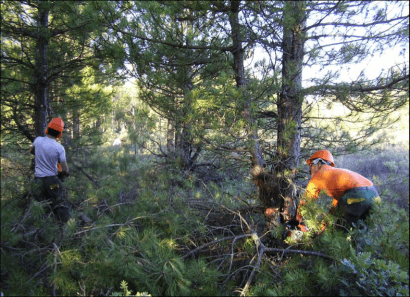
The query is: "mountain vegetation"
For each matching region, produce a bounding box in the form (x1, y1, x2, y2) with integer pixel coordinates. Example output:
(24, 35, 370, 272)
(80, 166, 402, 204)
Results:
(1, 1, 409, 296)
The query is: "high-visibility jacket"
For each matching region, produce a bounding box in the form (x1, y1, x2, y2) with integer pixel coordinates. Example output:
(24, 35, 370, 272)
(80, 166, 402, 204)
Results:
(297, 165, 374, 222)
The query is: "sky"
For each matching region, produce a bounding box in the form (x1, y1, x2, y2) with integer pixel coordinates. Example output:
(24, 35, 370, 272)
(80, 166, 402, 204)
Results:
(250, 1, 409, 87)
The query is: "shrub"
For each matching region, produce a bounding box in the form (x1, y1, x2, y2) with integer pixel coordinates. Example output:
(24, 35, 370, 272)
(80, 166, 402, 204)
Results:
(1, 143, 408, 296)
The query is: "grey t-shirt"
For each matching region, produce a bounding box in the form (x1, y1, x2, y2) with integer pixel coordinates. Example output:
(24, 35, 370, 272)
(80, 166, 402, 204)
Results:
(32, 136, 66, 177)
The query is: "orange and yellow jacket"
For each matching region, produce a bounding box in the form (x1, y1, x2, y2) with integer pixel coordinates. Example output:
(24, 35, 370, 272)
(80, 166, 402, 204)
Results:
(297, 165, 373, 221)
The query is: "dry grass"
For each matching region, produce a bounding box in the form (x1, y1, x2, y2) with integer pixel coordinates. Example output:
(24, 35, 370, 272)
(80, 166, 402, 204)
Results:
(335, 143, 409, 211)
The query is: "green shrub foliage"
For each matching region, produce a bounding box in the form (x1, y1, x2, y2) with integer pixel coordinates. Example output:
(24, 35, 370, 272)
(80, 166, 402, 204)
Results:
(1, 146, 409, 296)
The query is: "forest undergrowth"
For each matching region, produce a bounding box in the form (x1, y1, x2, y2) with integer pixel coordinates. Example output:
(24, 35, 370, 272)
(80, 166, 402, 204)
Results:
(1, 144, 409, 296)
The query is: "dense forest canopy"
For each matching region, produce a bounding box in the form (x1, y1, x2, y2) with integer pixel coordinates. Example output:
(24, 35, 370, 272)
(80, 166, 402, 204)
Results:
(1, 1, 409, 296)
(2, 1, 408, 154)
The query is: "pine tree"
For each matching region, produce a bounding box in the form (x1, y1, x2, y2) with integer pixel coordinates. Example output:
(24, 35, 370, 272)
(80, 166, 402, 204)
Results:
(1, 1, 120, 146)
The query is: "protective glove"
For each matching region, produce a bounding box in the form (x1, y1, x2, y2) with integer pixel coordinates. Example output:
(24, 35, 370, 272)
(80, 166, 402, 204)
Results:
(320, 221, 327, 231)
(58, 171, 70, 181)
(298, 224, 309, 232)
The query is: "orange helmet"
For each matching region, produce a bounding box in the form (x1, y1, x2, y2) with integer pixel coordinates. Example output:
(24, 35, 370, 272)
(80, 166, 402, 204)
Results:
(306, 150, 335, 167)
(46, 117, 64, 138)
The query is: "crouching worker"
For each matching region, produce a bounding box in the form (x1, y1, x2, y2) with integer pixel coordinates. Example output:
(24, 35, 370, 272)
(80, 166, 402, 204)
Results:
(296, 150, 380, 232)
(30, 117, 71, 223)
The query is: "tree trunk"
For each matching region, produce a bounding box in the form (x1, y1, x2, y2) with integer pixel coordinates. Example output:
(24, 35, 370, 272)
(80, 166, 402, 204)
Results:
(34, 0, 50, 137)
(229, 1, 280, 224)
(270, 1, 306, 227)
(228, 0, 265, 170)
(177, 72, 197, 170)
(167, 119, 175, 152)
(73, 108, 80, 139)
(62, 113, 71, 149)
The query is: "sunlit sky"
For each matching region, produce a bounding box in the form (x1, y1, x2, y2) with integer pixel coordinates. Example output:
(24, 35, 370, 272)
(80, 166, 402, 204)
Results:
(124, 2, 408, 90)
(258, 2, 409, 87)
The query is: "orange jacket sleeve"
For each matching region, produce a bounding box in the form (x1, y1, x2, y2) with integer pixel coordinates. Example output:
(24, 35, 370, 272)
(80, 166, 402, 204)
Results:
(296, 180, 320, 221)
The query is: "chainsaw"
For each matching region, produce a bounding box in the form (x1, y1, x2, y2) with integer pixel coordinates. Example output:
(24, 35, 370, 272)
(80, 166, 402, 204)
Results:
(57, 163, 70, 181)
(283, 219, 309, 241)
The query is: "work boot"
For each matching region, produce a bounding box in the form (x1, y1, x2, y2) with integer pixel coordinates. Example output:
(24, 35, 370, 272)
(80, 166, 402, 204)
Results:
(53, 204, 71, 223)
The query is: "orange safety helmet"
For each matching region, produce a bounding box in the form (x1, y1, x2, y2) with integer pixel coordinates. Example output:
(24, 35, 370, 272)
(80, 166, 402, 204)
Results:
(306, 150, 335, 167)
(46, 117, 64, 138)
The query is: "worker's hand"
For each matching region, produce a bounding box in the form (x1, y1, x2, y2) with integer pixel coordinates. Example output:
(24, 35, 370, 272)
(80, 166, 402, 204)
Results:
(284, 219, 309, 233)
(298, 224, 309, 232)
(320, 221, 326, 231)
(58, 171, 69, 181)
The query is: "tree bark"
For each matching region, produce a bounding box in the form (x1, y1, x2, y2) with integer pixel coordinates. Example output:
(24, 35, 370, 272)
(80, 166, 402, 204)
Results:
(167, 119, 175, 152)
(278, 1, 305, 171)
(271, 1, 306, 226)
(228, 0, 265, 170)
(177, 72, 196, 170)
(34, 0, 50, 137)
(73, 108, 80, 139)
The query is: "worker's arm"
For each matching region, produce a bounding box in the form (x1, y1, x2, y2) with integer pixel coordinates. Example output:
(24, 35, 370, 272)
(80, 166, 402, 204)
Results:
(30, 138, 38, 155)
(329, 198, 339, 214)
(296, 182, 319, 224)
(60, 161, 69, 174)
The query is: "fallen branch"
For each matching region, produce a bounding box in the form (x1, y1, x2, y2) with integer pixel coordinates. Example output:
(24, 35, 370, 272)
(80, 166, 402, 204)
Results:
(226, 234, 252, 281)
(26, 262, 52, 285)
(182, 235, 236, 259)
(71, 161, 100, 188)
(240, 230, 334, 296)
(74, 215, 149, 235)
(265, 246, 334, 261)
(240, 236, 266, 296)
(206, 205, 335, 296)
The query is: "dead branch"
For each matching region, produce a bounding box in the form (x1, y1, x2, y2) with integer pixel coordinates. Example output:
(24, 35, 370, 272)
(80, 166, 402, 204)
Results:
(70, 161, 100, 188)
(226, 234, 253, 281)
(241, 235, 266, 296)
(182, 235, 236, 259)
(25, 262, 53, 284)
(212, 205, 334, 296)
(271, 247, 335, 260)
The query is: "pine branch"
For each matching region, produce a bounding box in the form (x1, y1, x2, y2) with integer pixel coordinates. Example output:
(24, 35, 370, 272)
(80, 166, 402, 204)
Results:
(182, 236, 236, 259)
(70, 161, 100, 188)
(240, 233, 266, 297)
(207, 205, 335, 296)
(265, 246, 334, 260)
(25, 262, 53, 284)
(12, 105, 35, 142)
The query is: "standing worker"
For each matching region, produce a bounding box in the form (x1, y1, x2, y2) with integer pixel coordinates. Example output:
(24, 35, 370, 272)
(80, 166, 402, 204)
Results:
(30, 117, 70, 222)
(296, 150, 380, 232)
(112, 137, 123, 147)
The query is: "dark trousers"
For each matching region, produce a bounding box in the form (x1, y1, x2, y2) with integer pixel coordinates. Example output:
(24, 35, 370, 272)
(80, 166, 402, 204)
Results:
(337, 185, 380, 227)
(33, 176, 70, 222)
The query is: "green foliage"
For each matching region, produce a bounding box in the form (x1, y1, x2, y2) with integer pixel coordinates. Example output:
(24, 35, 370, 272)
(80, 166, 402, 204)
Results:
(1, 139, 409, 296)
(111, 280, 151, 296)
(339, 250, 409, 296)
(1, 0, 409, 295)
(270, 196, 409, 296)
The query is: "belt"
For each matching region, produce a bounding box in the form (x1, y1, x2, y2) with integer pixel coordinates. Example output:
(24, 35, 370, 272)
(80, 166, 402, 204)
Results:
(35, 176, 57, 179)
